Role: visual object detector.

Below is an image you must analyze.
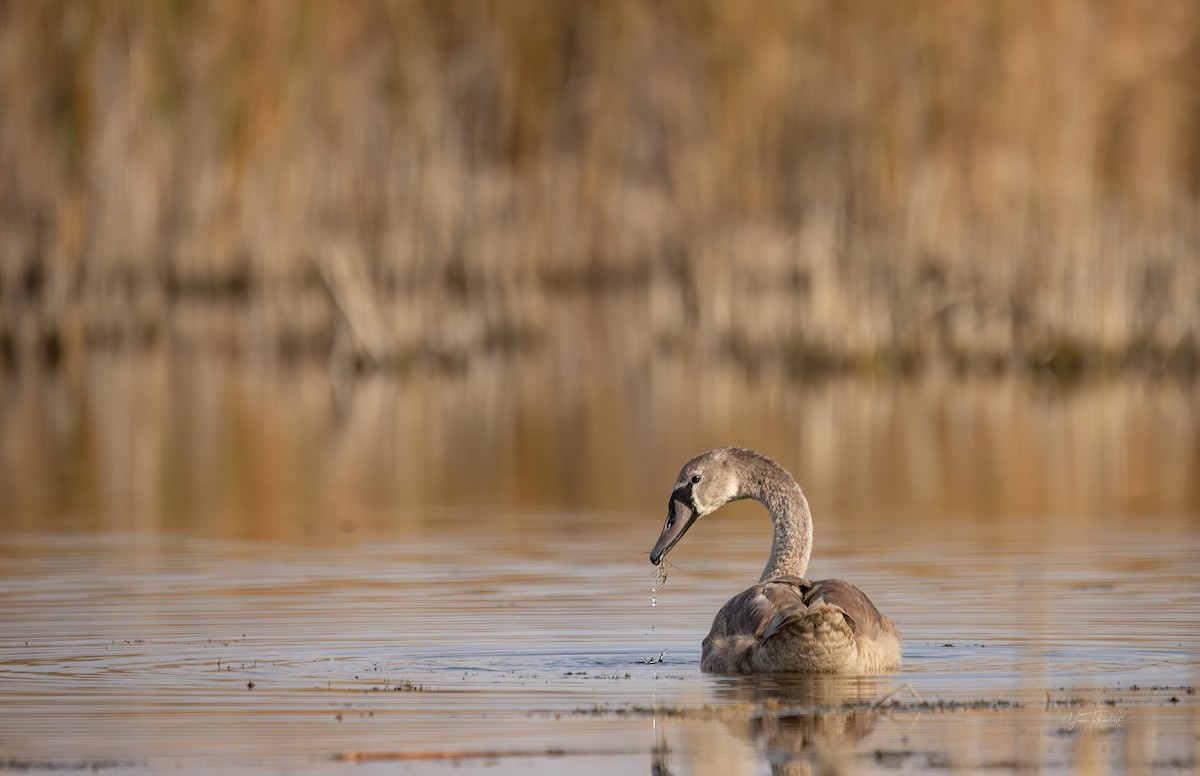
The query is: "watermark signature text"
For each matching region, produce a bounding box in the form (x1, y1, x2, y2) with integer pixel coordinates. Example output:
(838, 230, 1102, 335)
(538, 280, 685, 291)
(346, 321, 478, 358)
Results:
(1063, 709, 1128, 732)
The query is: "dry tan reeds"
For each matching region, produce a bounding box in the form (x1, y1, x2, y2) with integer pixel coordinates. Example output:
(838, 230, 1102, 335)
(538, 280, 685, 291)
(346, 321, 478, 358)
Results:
(1, 0, 1198, 376)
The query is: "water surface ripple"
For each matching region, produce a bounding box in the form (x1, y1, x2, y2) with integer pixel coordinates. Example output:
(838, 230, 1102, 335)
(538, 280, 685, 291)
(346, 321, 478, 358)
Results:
(1, 516, 1196, 774)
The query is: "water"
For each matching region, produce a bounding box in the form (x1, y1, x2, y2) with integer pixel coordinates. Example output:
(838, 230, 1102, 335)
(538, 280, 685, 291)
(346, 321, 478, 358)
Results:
(2, 514, 1196, 773)
(1, 358, 1198, 773)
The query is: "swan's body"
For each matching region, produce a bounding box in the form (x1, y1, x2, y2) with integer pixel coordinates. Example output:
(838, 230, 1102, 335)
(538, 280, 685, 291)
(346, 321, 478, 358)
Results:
(649, 447, 901, 674)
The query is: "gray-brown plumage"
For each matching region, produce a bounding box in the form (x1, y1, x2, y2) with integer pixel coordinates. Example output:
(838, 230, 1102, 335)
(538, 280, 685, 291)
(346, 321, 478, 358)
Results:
(650, 447, 902, 674)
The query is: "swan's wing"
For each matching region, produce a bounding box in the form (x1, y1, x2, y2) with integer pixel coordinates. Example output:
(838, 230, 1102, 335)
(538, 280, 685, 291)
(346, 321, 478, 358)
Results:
(802, 578, 901, 646)
(706, 576, 809, 639)
(701, 576, 813, 671)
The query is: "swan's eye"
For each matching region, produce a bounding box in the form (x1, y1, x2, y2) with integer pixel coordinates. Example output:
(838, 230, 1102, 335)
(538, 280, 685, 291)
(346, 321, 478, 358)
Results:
(666, 514, 675, 528)
(690, 474, 702, 484)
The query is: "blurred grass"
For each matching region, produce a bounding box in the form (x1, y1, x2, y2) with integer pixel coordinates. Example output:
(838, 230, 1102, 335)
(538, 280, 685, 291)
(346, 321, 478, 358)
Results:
(1, 0, 1199, 377)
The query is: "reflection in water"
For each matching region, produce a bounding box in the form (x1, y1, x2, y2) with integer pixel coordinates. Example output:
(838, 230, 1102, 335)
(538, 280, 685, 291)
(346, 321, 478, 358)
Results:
(1, 353, 1197, 536)
(712, 675, 883, 775)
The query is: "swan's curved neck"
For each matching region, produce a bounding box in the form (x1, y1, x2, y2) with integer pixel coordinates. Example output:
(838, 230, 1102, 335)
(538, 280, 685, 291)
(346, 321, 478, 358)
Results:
(744, 461, 813, 582)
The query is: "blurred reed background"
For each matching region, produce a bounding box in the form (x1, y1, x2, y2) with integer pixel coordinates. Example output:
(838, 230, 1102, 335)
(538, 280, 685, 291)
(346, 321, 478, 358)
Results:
(2, 0, 1199, 378)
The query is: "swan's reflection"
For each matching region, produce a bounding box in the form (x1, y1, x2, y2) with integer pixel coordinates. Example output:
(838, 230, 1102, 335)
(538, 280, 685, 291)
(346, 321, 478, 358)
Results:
(652, 674, 886, 776)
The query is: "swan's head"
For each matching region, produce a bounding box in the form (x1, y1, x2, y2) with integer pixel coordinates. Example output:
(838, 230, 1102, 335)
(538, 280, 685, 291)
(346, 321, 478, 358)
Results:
(650, 447, 747, 566)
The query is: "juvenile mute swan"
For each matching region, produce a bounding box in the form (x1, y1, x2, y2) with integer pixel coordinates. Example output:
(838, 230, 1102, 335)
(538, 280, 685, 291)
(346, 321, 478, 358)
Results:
(650, 447, 901, 674)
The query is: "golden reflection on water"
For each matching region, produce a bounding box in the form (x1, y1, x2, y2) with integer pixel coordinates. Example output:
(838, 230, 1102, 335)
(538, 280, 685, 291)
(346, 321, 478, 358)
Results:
(1, 353, 1197, 536)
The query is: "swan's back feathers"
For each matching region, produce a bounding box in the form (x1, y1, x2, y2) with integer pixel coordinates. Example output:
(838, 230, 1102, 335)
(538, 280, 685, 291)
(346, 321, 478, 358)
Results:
(701, 576, 902, 674)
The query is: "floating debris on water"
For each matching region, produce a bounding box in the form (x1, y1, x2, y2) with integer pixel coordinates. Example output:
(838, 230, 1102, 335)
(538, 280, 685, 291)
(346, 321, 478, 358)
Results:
(567, 696, 1029, 720)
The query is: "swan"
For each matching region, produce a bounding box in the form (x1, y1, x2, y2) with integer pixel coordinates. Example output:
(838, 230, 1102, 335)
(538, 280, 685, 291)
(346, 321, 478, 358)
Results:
(649, 447, 901, 674)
